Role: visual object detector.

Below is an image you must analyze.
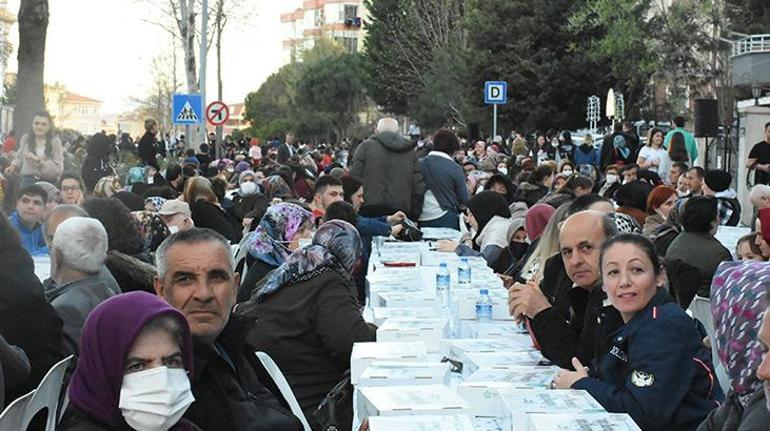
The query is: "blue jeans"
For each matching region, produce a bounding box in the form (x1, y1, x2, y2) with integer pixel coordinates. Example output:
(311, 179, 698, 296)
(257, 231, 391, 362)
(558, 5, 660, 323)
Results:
(419, 209, 460, 230)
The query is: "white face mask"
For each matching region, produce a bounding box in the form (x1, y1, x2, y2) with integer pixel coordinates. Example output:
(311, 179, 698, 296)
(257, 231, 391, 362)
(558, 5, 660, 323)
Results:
(147, 176, 155, 185)
(498, 167, 508, 176)
(240, 181, 258, 196)
(119, 367, 194, 431)
(605, 174, 618, 184)
(677, 190, 689, 197)
(168, 225, 179, 235)
(562, 169, 573, 176)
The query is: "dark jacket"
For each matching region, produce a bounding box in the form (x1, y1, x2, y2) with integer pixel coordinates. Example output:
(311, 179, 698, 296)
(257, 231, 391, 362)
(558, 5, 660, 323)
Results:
(104, 251, 156, 294)
(184, 315, 302, 431)
(246, 269, 377, 423)
(573, 291, 723, 431)
(666, 232, 732, 298)
(419, 152, 469, 213)
(60, 406, 201, 431)
(277, 143, 293, 165)
(349, 131, 425, 220)
(697, 388, 770, 431)
(237, 259, 277, 303)
(0, 249, 64, 403)
(515, 182, 550, 208)
(48, 273, 118, 355)
(137, 132, 158, 167)
(529, 254, 624, 369)
(190, 200, 242, 244)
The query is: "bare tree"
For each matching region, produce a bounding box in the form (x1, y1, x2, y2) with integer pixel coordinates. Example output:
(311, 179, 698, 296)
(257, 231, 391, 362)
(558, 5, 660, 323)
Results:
(15, 0, 49, 132)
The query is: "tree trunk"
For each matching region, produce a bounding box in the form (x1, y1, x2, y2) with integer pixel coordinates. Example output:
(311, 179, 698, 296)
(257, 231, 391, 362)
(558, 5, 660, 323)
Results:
(15, 0, 49, 133)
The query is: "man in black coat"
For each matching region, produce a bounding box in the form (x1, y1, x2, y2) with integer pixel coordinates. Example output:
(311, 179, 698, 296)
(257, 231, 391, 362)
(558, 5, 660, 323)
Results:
(508, 211, 622, 369)
(137, 118, 160, 169)
(0, 214, 64, 403)
(154, 228, 302, 430)
(349, 117, 425, 220)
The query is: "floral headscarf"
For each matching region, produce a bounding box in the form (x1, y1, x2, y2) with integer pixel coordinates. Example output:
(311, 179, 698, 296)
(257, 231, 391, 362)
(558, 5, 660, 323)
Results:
(711, 260, 769, 405)
(93, 176, 121, 198)
(262, 175, 293, 200)
(144, 196, 167, 213)
(256, 220, 362, 302)
(244, 203, 312, 267)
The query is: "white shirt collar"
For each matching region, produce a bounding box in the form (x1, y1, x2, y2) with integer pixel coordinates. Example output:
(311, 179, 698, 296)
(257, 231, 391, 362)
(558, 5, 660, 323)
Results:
(428, 150, 453, 160)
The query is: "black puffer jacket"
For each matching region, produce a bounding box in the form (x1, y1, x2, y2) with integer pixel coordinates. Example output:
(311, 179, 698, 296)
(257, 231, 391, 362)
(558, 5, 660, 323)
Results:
(514, 182, 550, 208)
(349, 131, 425, 220)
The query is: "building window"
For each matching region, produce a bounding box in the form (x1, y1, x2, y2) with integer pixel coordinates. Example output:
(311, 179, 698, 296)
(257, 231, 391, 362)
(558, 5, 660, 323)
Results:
(343, 37, 358, 54)
(344, 5, 358, 19)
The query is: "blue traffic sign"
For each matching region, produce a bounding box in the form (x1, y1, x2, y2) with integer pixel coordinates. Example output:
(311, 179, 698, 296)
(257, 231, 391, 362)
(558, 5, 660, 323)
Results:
(172, 94, 203, 125)
(484, 81, 508, 105)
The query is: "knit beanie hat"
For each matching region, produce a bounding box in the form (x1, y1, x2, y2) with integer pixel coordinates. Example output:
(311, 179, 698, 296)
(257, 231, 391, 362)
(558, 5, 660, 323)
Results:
(705, 170, 731, 193)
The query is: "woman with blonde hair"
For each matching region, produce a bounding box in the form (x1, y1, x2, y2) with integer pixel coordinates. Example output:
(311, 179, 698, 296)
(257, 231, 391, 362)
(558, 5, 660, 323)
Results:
(183, 177, 241, 243)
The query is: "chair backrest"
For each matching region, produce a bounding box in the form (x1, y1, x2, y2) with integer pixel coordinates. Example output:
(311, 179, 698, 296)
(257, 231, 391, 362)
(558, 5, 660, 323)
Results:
(255, 352, 312, 431)
(22, 355, 74, 431)
(664, 258, 703, 310)
(0, 391, 33, 431)
(687, 296, 729, 393)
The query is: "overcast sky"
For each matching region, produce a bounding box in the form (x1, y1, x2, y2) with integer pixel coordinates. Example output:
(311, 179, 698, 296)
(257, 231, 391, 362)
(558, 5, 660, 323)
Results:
(6, 0, 299, 114)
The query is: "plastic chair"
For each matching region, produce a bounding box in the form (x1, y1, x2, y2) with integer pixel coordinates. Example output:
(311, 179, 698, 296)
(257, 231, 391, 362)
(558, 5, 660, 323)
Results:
(21, 355, 74, 431)
(0, 391, 33, 430)
(255, 352, 312, 431)
(688, 296, 729, 394)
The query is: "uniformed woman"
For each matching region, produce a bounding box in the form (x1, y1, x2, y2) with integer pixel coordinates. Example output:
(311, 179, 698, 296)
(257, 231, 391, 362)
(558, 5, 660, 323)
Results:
(553, 234, 723, 430)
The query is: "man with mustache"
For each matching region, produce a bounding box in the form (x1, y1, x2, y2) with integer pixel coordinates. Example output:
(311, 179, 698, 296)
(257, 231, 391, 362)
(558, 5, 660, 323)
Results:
(154, 228, 302, 430)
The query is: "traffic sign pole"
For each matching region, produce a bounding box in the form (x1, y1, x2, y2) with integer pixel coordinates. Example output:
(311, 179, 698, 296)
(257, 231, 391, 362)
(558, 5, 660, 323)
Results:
(493, 105, 498, 139)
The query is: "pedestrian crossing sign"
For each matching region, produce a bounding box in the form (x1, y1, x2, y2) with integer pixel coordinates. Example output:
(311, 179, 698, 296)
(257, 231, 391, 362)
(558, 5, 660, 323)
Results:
(172, 94, 203, 125)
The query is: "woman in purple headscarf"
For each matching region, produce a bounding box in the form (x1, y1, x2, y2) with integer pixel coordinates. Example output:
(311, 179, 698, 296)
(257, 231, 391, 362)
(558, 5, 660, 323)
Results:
(60, 292, 200, 431)
(244, 220, 376, 429)
(699, 261, 770, 430)
(237, 203, 314, 302)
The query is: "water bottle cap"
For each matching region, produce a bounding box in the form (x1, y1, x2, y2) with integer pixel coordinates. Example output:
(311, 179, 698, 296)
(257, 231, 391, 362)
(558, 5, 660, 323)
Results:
(440, 263, 447, 268)
(480, 289, 488, 295)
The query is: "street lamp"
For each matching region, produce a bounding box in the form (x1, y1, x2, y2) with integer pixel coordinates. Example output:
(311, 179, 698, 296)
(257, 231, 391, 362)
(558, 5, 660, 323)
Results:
(752, 82, 762, 106)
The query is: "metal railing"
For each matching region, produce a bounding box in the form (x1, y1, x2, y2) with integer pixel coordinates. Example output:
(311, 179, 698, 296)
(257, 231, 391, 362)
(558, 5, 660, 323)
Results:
(732, 34, 770, 57)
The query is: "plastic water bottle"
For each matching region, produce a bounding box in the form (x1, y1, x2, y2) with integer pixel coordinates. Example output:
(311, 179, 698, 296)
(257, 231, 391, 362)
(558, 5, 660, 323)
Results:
(458, 257, 471, 284)
(436, 263, 451, 308)
(475, 289, 493, 322)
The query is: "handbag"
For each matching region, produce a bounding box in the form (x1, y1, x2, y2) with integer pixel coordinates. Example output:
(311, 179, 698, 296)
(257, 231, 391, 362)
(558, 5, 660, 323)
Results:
(312, 371, 353, 431)
(395, 219, 423, 242)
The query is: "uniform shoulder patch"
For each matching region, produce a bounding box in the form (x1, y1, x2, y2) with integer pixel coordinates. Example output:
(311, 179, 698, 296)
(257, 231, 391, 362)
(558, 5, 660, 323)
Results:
(631, 370, 655, 387)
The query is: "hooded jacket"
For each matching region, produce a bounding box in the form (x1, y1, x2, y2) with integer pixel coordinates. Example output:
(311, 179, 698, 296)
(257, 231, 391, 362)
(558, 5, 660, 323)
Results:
(349, 131, 425, 220)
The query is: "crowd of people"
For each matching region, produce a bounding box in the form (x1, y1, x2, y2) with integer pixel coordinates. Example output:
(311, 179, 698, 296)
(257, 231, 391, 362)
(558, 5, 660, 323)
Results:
(0, 110, 769, 431)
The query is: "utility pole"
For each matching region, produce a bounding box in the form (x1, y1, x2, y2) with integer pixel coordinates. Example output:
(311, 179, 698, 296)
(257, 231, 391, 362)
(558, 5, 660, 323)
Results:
(199, 0, 209, 153)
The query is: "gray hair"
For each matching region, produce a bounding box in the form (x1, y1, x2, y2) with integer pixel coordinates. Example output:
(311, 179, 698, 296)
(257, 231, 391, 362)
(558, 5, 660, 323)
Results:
(750, 184, 770, 208)
(155, 228, 234, 279)
(52, 217, 108, 274)
(376, 117, 399, 134)
(43, 204, 89, 237)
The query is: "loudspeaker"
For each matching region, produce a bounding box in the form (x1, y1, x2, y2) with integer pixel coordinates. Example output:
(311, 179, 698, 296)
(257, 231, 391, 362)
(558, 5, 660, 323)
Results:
(694, 98, 719, 138)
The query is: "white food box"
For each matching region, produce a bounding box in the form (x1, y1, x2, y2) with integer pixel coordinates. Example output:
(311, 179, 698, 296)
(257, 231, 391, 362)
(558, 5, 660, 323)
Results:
(370, 285, 430, 308)
(454, 289, 513, 321)
(377, 291, 437, 310)
(351, 342, 428, 384)
(358, 361, 452, 387)
(358, 385, 472, 418)
(372, 307, 438, 326)
(526, 413, 640, 431)
(474, 417, 506, 431)
(458, 369, 559, 417)
(469, 321, 527, 339)
(376, 318, 449, 352)
(440, 337, 535, 360)
(463, 351, 545, 375)
(368, 414, 475, 431)
(499, 389, 606, 431)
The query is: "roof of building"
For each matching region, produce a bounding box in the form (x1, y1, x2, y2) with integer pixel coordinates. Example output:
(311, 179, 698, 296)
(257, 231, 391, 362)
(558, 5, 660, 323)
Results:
(65, 91, 102, 104)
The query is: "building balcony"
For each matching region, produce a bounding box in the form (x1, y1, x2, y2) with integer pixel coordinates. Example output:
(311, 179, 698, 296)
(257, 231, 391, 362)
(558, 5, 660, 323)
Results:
(731, 34, 770, 88)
